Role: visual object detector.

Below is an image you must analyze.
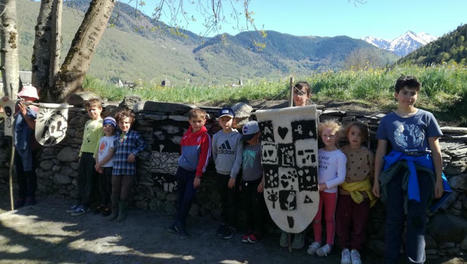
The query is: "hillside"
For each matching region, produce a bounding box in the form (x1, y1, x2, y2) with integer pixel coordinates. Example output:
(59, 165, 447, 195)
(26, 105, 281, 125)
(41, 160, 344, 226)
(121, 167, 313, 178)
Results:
(17, 0, 398, 85)
(398, 24, 467, 65)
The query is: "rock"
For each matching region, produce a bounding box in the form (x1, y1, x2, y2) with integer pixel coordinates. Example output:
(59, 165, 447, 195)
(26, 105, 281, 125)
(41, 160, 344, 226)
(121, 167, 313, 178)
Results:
(67, 92, 100, 107)
(119, 96, 142, 111)
(429, 213, 467, 243)
(425, 234, 437, 249)
(449, 174, 467, 191)
(40, 160, 54, 170)
(461, 235, 467, 250)
(168, 115, 189, 122)
(135, 101, 194, 114)
(52, 165, 61, 172)
(166, 193, 177, 202)
(57, 147, 78, 162)
(54, 173, 71, 185)
(367, 239, 385, 256)
(70, 162, 79, 170)
(445, 159, 467, 175)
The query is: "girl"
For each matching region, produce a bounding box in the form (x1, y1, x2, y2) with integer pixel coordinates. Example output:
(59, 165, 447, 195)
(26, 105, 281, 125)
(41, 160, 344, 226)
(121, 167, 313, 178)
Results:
(109, 109, 145, 222)
(336, 122, 376, 264)
(307, 120, 347, 257)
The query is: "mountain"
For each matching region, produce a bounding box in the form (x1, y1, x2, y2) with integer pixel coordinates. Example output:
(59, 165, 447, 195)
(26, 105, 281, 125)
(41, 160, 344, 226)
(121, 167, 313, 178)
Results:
(397, 24, 467, 65)
(363, 31, 438, 56)
(17, 0, 398, 85)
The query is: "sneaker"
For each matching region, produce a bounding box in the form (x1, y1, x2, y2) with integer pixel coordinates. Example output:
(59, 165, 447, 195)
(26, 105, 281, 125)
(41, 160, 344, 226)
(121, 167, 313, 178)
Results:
(341, 248, 351, 264)
(167, 224, 180, 234)
(307, 241, 321, 255)
(241, 234, 250, 243)
(66, 204, 79, 213)
(279, 231, 288, 248)
(70, 206, 88, 216)
(247, 234, 258, 244)
(316, 244, 332, 257)
(350, 249, 362, 264)
(216, 224, 226, 237)
(222, 226, 234, 240)
(291, 232, 305, 249)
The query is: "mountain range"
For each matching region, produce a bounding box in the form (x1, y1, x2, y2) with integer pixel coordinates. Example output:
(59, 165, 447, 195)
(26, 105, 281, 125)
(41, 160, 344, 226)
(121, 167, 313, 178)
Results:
(17, 0, 399, 85)
(362, 31, 438, 56)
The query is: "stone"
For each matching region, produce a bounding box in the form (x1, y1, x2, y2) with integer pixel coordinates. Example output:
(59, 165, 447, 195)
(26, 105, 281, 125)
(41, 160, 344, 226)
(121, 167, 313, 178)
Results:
(425, 234, 437, 249)
(57, 147, 78, 162)
(52, 165, 61, 172)
(168, 115, 189, 122)
(136, 101, 194, 114)
(70, 162, 79, 170)
(40, 160, 54, 170)
(445, 159, 467, 175)
(54, 173, 71, 185)
(429, 213, 467, 243)
(162, 125, 180, 135)
(67, 92, 100, 107)
(449, 174, 467, 191)
(166, 193, 177, 202)
(119, 95, 142, 111)
(461, 235, 467, 250)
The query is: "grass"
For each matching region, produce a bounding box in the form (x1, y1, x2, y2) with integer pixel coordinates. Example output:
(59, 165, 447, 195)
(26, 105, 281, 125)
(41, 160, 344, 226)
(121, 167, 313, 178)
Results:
(84, 63, 467, 125)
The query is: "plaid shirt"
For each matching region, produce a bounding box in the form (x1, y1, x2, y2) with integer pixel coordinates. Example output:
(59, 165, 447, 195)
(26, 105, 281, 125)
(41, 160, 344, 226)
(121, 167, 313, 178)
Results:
(112, 130, 145, 176)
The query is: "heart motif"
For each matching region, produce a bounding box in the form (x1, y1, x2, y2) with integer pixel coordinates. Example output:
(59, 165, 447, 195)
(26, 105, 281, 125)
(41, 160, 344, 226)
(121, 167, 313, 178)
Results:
(278, 126, 288, 140)
(281, 180, 289, 188)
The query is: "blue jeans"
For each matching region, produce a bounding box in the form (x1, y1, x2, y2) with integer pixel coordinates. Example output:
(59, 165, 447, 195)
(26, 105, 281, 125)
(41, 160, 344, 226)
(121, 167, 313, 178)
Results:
(174, 166, 197, 230)
(384, 169, 433, 264)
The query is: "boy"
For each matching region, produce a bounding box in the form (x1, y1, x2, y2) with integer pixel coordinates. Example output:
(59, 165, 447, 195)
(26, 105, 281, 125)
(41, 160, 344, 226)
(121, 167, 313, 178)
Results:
(69, 98, 103, 216)
(292, 81, 312, 107)
(373, 76, 444, 263)
(212, 107, 243, 239)
(239, 121, 266, 244)
(168, 108, 211, 237)
(94, 116, 117, 216)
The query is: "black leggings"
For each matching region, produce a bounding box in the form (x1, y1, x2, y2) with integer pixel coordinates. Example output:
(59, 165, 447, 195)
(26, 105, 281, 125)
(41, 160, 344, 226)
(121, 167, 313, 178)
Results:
(111, 175, 133, 204)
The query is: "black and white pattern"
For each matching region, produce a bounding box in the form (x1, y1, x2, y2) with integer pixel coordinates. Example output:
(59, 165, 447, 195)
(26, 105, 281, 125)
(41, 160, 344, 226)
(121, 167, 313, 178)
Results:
(256, 105, 320, 234)
(35, 103, 69, 146)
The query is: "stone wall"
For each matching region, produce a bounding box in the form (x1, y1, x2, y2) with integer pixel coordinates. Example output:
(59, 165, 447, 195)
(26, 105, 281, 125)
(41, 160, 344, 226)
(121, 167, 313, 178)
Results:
(0, 99, 466, 259)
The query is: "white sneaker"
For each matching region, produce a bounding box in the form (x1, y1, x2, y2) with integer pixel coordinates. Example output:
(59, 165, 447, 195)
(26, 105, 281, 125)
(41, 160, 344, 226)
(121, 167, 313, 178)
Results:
(350, 249, 362, 264)
(316, 244, 332, 257)
(307, 241, 321, 255)
(341, 248, 351, 264)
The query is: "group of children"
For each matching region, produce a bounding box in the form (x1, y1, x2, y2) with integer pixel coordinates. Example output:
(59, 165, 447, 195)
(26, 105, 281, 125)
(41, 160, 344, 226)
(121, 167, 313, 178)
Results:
(67, 99, 146, 223)
(3, 74, 444, 263)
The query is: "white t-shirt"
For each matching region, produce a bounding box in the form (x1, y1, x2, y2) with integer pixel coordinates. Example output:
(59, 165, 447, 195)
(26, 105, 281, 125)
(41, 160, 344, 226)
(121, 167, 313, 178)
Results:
(97, 135, 117, 167)
(318, 148, 347, 193)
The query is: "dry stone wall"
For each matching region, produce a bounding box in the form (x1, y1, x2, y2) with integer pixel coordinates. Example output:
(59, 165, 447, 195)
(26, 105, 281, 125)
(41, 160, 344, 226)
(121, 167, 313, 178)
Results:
(0, 98, 466, 259)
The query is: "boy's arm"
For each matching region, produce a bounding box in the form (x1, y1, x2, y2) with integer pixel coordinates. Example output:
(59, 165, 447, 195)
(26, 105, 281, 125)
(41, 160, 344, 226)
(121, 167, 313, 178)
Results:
(93, 126, 104, 156)
(131, 132, 146, 156)
(230, 135, 243, 179)
(373, 139, 388, 197)
(211, 134, 218, 162)
(195, 134, 211, 178)
(429, 137, 444, 198)
(324, 153, 347, 189)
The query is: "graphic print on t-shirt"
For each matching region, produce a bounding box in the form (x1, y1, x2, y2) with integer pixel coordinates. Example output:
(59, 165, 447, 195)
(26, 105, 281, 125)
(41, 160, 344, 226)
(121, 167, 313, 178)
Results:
(393, 121, 425, 151)
(218, 140, 234, 155)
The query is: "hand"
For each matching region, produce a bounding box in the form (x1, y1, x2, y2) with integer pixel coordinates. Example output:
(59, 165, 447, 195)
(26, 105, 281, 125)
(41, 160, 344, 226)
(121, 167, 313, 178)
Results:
(257, 182, 264, 193)
(18, 101, 27, 116)
(127, 153, 136, 163)
(94, 163, 100, 171)
(193, 177, 201, 189)
(434, 178, 444, 199)
(318, 183, 326, 191)
(228, 178, 236, 189)
(372, 181, 380, 198)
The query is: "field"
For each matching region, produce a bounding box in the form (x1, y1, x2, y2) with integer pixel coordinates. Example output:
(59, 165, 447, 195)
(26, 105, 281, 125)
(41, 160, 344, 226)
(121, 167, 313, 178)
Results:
(84, 63, 467, 125)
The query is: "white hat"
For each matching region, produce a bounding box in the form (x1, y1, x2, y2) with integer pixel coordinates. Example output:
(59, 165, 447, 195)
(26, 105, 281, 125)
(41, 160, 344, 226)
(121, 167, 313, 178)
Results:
(242, 120, 260, 141)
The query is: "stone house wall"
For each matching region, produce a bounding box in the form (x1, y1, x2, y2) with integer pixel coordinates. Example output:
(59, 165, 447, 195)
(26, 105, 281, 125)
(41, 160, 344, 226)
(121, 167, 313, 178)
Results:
(0, 98, 466, 259)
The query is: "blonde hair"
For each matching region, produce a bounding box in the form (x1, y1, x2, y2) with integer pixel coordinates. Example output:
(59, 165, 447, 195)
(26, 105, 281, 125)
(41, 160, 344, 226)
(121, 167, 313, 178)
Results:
(85, 98, 102, 110)
(188, 108, 207, 120)
(318, 120, 341, 135)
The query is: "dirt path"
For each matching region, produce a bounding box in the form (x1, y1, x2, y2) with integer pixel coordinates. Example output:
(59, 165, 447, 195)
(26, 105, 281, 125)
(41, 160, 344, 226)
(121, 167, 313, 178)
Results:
(0, 194, 464, 264)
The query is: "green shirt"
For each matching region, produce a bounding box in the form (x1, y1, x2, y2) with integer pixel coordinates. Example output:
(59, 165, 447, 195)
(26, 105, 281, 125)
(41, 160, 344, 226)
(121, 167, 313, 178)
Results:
(79, 118, 103, 156)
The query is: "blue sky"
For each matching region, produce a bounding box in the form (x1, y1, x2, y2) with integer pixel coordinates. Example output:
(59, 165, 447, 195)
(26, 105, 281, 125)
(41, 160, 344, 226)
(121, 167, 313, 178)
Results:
(125, 0, 466, 40)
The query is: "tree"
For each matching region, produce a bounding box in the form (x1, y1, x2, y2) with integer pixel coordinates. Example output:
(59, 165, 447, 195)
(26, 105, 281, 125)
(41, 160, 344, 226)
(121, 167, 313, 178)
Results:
(1, 0, 20, 98)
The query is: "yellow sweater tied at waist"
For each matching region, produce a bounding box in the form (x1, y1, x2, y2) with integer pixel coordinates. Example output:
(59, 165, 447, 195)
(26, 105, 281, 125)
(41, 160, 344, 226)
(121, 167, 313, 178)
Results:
(340, 178, 377, 207)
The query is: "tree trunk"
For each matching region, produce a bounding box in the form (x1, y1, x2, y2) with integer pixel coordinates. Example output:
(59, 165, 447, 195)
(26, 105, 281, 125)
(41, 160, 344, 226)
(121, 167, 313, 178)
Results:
(51, 0, 116, 102)
(31, 0, 54, 100)
(49, 0, 62, 92)
(0, 0, 20, 98)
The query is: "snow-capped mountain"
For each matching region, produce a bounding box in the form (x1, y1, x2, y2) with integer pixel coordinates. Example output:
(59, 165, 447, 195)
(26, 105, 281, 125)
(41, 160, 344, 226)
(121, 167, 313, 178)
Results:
(362, 31, 438, 57)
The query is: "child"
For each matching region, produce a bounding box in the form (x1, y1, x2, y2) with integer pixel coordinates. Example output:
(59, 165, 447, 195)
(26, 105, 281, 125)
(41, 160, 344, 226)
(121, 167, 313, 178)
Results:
(212, 107, 243, 239)
(373, 76, 444, 263)
(69, 98, 103, 216)
(168, 108, 211, 237)
(108, 109, 145, 222)
(239, 121, 266, 244)
(280, 81, 312, 249)
(307, 120, 347, 257)
(94, 117, 118, 216)
(336, 122, 376, 264)
(1, 85, 40, 207)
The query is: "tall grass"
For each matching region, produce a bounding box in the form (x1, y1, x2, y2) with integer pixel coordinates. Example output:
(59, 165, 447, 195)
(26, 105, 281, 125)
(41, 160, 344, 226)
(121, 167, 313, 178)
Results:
(84, 63, 467, 124)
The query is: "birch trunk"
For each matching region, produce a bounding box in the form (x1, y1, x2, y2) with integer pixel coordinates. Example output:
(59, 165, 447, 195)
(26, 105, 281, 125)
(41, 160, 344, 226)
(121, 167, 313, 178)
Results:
(31, 0, 54, 100)
(51, 0, 116, 102)
(0, 0, 20, 98)
(49, 0, 62, 92)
